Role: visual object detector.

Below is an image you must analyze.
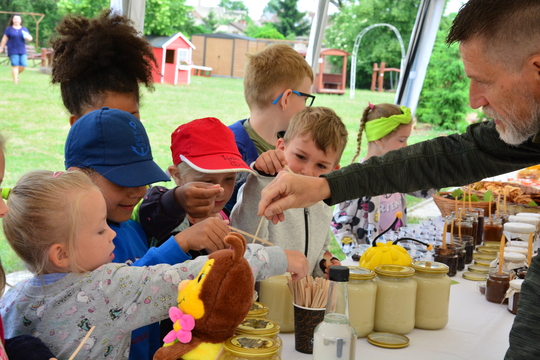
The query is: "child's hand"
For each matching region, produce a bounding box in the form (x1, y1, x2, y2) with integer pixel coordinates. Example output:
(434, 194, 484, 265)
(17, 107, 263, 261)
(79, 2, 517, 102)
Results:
(174, 182, 224, 219)
(283, 249, 309, 281)
(255, 149, 286, 175)
(174, 217, 229, 253)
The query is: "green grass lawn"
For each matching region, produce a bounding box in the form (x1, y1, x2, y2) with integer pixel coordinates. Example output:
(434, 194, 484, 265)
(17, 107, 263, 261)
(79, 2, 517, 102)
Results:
(0, 65, 449, 271)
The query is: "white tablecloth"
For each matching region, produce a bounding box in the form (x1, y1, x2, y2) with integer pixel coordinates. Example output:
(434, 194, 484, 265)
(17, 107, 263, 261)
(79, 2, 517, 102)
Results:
(279, 268, 515, 359)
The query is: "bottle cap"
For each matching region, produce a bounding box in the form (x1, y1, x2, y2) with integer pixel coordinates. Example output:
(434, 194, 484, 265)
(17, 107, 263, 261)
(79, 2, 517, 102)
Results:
(329, 265, 349, 282)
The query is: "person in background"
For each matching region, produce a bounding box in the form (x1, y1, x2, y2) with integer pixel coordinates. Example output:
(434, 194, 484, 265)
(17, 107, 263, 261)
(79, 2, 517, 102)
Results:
(0, 170, 305, 359)
(331, 103, 433, 251)
(227, 43, 315, 211)
(256, 1, 540, 358)
(231, 107, 345, 278)
(0, 14, 32, 84)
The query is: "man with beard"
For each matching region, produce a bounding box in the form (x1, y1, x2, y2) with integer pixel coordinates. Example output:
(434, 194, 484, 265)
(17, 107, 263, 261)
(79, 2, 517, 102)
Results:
(258, 0, 540, 358)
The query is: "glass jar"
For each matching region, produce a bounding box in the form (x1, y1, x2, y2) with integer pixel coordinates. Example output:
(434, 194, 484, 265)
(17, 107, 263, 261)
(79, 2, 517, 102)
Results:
(469, 208, 485, 246)
(412, 261, 451, 330)
(434, 245, 458, 277)
(454, 235, 474, 264)
(484, 217, 503, 242)
(235, 317, 282, 358)
(504, 222, 536, 244)
(451, 241, 466, 271)
(506, 279, 524, 315)
(374, 265, 417, 334)
(258, 275, 294, 332)
(450, 218, 474, 238)
(347, 266, 377, 337)
(485, 269, 511, 304)
(218, 335, 281, 360)
(500, 252, 527, 271)
(248, 302, 269, 319)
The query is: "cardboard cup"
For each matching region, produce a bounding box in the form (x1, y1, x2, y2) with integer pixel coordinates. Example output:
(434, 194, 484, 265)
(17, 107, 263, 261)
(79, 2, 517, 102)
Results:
(293, 303, 325, 354)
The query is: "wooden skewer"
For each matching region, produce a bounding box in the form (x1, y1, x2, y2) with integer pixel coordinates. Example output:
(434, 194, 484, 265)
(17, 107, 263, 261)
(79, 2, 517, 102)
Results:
(528, 232, 534, 267)
(498, 234, 505, 274)
(229, 226, 274, 246)
(68, 326, 95, 360)
(252, 217, 265, 244)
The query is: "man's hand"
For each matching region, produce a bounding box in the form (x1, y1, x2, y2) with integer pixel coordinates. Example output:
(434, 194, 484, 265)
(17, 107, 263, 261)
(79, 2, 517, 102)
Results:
(257, 172, 331, 224)
(174, 217, 229, 253)
(255, 149, 286, 175)
(174, 182, 224, 219)
(283, 249, 310, 281)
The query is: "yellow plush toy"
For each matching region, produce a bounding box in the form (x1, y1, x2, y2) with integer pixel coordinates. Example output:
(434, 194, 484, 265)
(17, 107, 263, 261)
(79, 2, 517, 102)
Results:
(153, 233, 254, 360)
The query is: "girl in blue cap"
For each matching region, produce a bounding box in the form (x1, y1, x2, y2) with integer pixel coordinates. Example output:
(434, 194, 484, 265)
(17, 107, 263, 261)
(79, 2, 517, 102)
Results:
(330, 103, 434, 253)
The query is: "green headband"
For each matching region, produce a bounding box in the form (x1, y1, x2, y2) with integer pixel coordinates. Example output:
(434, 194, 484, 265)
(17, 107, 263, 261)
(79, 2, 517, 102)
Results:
(365, 106, 412, 142)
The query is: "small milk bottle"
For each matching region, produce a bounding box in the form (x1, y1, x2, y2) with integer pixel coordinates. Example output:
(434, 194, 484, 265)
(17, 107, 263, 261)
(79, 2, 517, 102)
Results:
(313, 266, 357, 360)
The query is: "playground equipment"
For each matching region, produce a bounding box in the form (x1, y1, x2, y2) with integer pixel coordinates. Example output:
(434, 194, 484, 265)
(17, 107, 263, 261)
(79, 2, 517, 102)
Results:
(371, 62, 401, 92)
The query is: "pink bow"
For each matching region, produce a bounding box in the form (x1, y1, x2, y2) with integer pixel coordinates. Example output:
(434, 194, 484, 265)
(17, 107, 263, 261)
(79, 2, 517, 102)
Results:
(163, 307, 195, 344)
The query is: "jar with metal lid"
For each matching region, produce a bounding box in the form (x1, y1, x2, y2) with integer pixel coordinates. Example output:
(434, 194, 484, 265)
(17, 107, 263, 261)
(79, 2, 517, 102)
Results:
(412, 261, 451, 330)
(347, 266, 377, 337)
(506, 279, 524, 315)
(218, 335, 281, 360)
(374, 264, 417, 334)
(248, 302, 269, 319)
(454, 235, 474, 264)
(235, 317, 282, 357)
(485, 268, 511, 304)
(258, 275, 294, 332)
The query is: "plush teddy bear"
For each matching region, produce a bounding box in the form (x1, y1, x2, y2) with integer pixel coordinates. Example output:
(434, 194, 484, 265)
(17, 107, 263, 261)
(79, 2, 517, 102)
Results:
(153, 232, 254, 360)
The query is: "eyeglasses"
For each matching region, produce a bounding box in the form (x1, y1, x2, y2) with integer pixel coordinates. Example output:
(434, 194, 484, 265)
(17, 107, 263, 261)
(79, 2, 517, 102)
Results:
(272, 90, 316, 107)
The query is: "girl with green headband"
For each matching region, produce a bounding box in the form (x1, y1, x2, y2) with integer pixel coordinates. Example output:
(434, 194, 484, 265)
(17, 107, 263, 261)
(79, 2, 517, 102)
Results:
(330, 103, 434, 253)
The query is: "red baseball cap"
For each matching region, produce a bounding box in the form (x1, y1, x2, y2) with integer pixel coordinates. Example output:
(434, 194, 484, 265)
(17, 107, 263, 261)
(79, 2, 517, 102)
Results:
(171, 117, 255, 175)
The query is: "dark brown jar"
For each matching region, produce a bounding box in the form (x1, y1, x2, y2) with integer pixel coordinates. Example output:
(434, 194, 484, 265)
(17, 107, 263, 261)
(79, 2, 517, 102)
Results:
(486, 269, 511, 304)
(434, 245, 458, 277)
(484, 217, 503, 243)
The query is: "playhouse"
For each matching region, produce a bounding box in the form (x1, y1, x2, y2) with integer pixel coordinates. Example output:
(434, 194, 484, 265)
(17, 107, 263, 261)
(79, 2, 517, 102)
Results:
(146, 33, 195, 85)
(299, 48, 350, 95)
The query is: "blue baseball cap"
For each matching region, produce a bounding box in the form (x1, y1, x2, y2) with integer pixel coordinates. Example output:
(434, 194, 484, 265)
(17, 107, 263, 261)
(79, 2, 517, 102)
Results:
(64, 107, 169, 187)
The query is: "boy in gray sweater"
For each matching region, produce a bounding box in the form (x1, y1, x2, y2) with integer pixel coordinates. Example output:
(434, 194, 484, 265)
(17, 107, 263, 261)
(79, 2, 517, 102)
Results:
(231, 107, 347, 278)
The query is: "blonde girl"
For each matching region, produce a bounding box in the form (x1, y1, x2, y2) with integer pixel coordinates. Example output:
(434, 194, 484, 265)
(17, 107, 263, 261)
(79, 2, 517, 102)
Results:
(0, 170, 305, 359)
(331, 103, 433, 253)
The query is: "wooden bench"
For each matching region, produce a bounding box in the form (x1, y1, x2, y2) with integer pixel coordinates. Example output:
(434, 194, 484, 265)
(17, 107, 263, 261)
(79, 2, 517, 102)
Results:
(1, 45, 44, 67)
(191, 65, 212, 77)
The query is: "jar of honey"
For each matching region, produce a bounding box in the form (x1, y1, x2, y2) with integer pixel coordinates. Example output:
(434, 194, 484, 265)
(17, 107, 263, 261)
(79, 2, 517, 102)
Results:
(374, 265, 417, 335)
(484, 217, 503, 242)
(507, 279, 524, 315)
(235, 317, 282, 357)
(248, 302, 269, 319)
(218, 335, 281, 360)
(348, 266, 376, 337)
(485, 268, 511, 304)
(258, 275, 294, 332)
(412, 261, 451, 330)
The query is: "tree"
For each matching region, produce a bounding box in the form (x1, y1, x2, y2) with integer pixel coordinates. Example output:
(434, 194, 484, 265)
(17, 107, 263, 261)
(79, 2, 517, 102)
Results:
(203, 10, 219, 33)
(57, 0, 108, 19)
(245, 23, 285, 39)
(267, 0, 310, 38)
(326, 0, 419, 89)
(219, 0, 248, 12)
(144, 0, 196, 36)
(416, 15, 470, 131)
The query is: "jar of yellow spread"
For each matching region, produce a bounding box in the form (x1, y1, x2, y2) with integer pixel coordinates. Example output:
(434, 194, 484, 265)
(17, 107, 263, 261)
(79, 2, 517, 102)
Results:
(374, 264, 417, 334)
(235, 317, 282, 357)
(258, 274, 294, 332)
(412, 261, 451, 330)
(218, 335, 281, 360)
(247, 302, 269, 319)
(347, 266, 376, 337)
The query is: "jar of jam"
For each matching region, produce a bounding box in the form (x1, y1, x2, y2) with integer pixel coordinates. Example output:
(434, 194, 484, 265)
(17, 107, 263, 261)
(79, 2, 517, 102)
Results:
(454, 235, 474, 264)
(450, 241, 466, 271)
(235, 317, 282, 357)
(348, 266, 377, 337)
(484, 217, 503, 242)
(470, 208, 485, 246)
(248, 302, 269, 319)
(218, 335, 281, 360)
(258, 275, 294, 332)
(374, 265, 417, 335)
(434, 245, 458, 277)
(412, 261, 451, 330)
(507, 279, 524, 315)
(485, 269, 511, 304)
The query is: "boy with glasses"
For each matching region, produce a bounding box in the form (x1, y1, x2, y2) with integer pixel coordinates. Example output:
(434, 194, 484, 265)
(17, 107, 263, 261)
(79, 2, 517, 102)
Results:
(227, 43, 314, 211)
